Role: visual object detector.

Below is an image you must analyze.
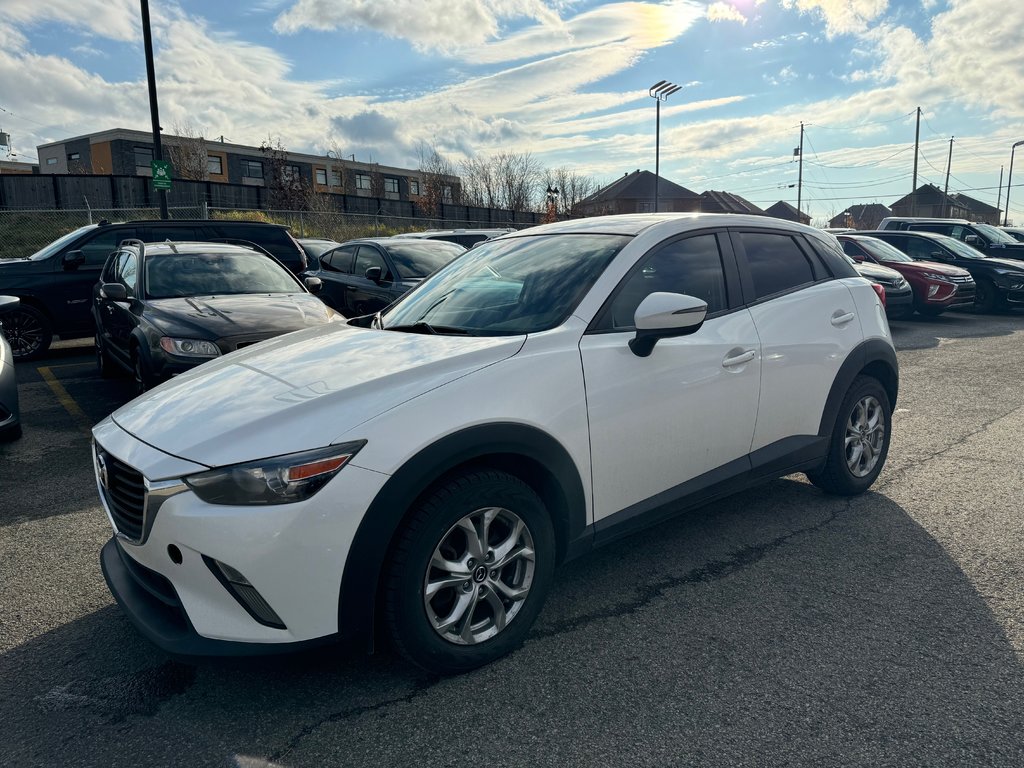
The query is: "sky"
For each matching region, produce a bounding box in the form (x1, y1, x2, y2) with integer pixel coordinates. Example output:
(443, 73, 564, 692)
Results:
(1, 0, 1023, 224)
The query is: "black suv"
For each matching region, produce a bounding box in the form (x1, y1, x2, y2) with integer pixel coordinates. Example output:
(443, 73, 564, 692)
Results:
(878, 217, 1024, 261)
(863, 229, 1024, 312)
(0, 219, 307, 359)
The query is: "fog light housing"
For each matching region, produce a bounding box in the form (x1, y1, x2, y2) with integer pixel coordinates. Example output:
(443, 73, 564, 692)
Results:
(204, 556, 286, 629)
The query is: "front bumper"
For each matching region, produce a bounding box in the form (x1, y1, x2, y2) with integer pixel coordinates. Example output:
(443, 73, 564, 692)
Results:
(0, 348, 20, 440)
(93, 421, 389, 652)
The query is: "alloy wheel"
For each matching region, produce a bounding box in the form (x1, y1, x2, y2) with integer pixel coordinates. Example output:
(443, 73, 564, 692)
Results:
(5, 309, 47, 358)
(423, 506, 536, 646)
(844, 395, 886, 477)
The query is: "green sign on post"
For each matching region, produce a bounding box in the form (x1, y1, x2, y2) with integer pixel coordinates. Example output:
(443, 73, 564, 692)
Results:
(151, 160, 172, 191)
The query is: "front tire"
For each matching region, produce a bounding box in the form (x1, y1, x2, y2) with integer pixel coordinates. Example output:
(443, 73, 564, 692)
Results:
(4, 305, 52, 360)
(808, 375, 891, 496)
(383, 470, 555, 675)
(973, 279, 998, 313)
(132, 348, 155, 394)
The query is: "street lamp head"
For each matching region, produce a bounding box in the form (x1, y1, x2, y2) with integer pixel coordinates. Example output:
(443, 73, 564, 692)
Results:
(1014, 140, 1024, 149)
(649, 80, 682, 101)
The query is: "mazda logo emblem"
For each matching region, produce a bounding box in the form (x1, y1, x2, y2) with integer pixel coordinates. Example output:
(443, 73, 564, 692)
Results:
(96, 452, 109, 490)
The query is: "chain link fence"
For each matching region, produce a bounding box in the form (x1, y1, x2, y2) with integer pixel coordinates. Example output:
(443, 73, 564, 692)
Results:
(0, 205, 531, 260)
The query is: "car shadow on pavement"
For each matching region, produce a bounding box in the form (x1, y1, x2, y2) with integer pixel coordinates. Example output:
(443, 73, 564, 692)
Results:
(888, 308, 1024, 351)
(3, 478, 1024, 767)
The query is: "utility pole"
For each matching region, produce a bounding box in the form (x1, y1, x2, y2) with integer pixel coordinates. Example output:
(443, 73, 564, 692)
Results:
(996, 165, 1004, 217)
(141, 0, 168, 220)
(796, 122, 804, 221)
(943, 135, 953, 218)
(910, 106, 921, 216)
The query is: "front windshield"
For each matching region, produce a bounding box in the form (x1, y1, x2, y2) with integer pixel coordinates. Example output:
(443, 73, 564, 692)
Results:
(972, 222, 1018, 244)
(859, 237, 913, 263)
(145, 250, 301, 299)
(385, 240, 465, 278)
(381, 233, 631, 335)
(26, 226, 95, 261)
(933, 234, 987, 260)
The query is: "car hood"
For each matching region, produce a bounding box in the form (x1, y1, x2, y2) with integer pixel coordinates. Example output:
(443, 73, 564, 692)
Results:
(892, 260, 969, 277)
(854, 262, 903, 281)
(144, 293, 336, 339)
(110, 323, 525, 467)
(983, 256, 1024, 272)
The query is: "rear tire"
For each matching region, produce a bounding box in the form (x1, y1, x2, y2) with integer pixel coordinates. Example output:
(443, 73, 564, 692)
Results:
(4, 305, 52, 360)
(383, 470, 555, 675)
(808, 375, 891, 496)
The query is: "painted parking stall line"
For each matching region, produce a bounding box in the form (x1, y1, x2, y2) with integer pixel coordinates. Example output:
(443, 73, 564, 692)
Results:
(37, 362, 98, 437)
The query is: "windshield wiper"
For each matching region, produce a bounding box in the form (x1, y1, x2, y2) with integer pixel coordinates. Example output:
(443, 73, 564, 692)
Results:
(386, 321, 474, 336)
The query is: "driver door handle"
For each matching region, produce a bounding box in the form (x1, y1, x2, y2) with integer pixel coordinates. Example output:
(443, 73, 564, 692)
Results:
(722, 349, 756, 368)
(831, 311, 855, 327)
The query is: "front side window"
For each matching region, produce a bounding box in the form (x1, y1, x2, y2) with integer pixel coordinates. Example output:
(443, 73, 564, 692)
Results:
(740, 231, 817, 300)
(596, 234, 728, 330)
(119, 253, 138, 294)
(381, 234, 630, 336)
(354, 246, 389, 279)
(81, 229, 133, 267)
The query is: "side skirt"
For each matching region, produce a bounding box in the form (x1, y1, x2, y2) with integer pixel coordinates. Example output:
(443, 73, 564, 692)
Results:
(584, 435, 828, 552)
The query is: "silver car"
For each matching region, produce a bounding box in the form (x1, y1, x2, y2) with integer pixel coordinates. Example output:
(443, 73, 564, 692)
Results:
(0, 296, 22, 440)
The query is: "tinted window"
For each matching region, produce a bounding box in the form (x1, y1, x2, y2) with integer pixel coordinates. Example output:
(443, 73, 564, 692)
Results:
(321, 247, 354, 274)
(841, 240, 865, 258)
(382, 234, 630, 335)
(385, 241, 465, 278)
(142, 226, 201, 242)
(209, 224, 292, 254)
(119, 253, 138, 295)
(858, 238, 913, 263)
(354, 246, 389, 279)
(598, 234, 727, 330)
(101, 251, 121, 283)
(911, 223, 955, 237)
(80, 229, 134, 267)
(740, 231, 816, 300)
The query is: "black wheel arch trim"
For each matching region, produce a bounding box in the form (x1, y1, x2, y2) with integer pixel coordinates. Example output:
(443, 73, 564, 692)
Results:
(337, 422, 588, 644)
(817, 338, 898, 438)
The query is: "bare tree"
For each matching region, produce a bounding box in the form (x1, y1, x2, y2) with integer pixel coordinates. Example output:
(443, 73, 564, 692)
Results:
(416, 141, 459, 217)
(460, 155, 498, 209)
(166, 122, 209, 180)
(259, 135, 309, 210)
(543, 167, 600, 217)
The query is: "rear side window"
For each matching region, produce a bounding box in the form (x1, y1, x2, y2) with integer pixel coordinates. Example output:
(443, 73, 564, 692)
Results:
(739, 231, 816, 300)
(910, 223, 955, 237)
(142, 226, 201, 242)
(208, 224, 294, 256)
(321, 247, 354, 274)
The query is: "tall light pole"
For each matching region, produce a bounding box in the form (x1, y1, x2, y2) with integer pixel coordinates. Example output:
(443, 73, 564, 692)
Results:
(140, 0, 168, 220)
(1005, 139, 1024, 226)
(649, 80, 682, 213)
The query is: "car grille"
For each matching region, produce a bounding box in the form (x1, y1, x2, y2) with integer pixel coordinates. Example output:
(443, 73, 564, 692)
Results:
(96, 447, 146, 541)
(948, 275, 974, 284)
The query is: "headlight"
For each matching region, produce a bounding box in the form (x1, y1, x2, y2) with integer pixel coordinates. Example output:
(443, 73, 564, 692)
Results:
(921, 272, 951, 282)
(159, 337, 221, 358)
(185, 441, 366, 505)
(993, 272, 1024, 290)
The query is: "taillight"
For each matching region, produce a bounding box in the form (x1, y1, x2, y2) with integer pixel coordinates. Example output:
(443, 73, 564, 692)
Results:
(871, 283, 886, 307)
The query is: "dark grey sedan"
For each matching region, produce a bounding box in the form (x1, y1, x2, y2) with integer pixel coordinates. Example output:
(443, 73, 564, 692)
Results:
(302, 238, 465, 317)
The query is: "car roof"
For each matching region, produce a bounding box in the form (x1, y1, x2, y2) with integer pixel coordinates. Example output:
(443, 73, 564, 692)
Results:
(505, 212, 820, 238)
(128, 241, 267, 257)
(862, 229, 948, 240)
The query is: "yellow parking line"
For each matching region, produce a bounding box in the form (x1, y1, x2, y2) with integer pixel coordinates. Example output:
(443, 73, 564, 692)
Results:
(37, 366, 94, 437)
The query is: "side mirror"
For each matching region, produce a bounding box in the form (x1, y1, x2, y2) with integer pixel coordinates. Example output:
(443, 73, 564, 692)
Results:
(100, 283, 128, 301)
(364, 266, 383, 283)
(62, 250, 85, 271)
(963, 234, 980, 246)
(629, 292, 708, 358)
(930, 251, 948, 261)
(850, 252, 865, 263)
(303, 277, 323, 294)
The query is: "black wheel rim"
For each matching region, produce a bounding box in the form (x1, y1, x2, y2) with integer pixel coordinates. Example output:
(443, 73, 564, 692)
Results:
(5, 310, 45, 358)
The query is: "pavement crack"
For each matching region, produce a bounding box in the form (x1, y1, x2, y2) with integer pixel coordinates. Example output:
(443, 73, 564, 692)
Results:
(531, 503, 845, 641)
(267, 676, 440, 762)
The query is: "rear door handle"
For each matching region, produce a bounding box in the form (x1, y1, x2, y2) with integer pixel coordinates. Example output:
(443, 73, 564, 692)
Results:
(831, 311, 855, 327)
(722, 349, 756, 367)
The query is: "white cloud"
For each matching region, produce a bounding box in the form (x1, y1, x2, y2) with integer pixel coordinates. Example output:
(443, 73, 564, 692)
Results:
(274, 0, 567, 53)
(2, 0, 139, 41)
(780, 0, 889, 36)
(706, 2, 748, 23)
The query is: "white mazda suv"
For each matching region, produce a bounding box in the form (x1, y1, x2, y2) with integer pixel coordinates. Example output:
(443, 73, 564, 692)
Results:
(93, 213, 897, 674)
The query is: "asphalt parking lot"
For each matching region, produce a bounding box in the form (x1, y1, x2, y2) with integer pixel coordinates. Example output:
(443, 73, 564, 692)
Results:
(3, 310, 1024, 767)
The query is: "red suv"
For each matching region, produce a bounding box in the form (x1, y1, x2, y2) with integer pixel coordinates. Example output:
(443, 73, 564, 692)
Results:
(837, 234, 975, 316)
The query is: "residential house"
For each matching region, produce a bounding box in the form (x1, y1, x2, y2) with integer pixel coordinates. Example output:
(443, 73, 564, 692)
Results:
(576, 170, 702, 216)
(828, 203, 892, 230)
(764, 200, 810, 225)
(889, 184, 970, 219)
